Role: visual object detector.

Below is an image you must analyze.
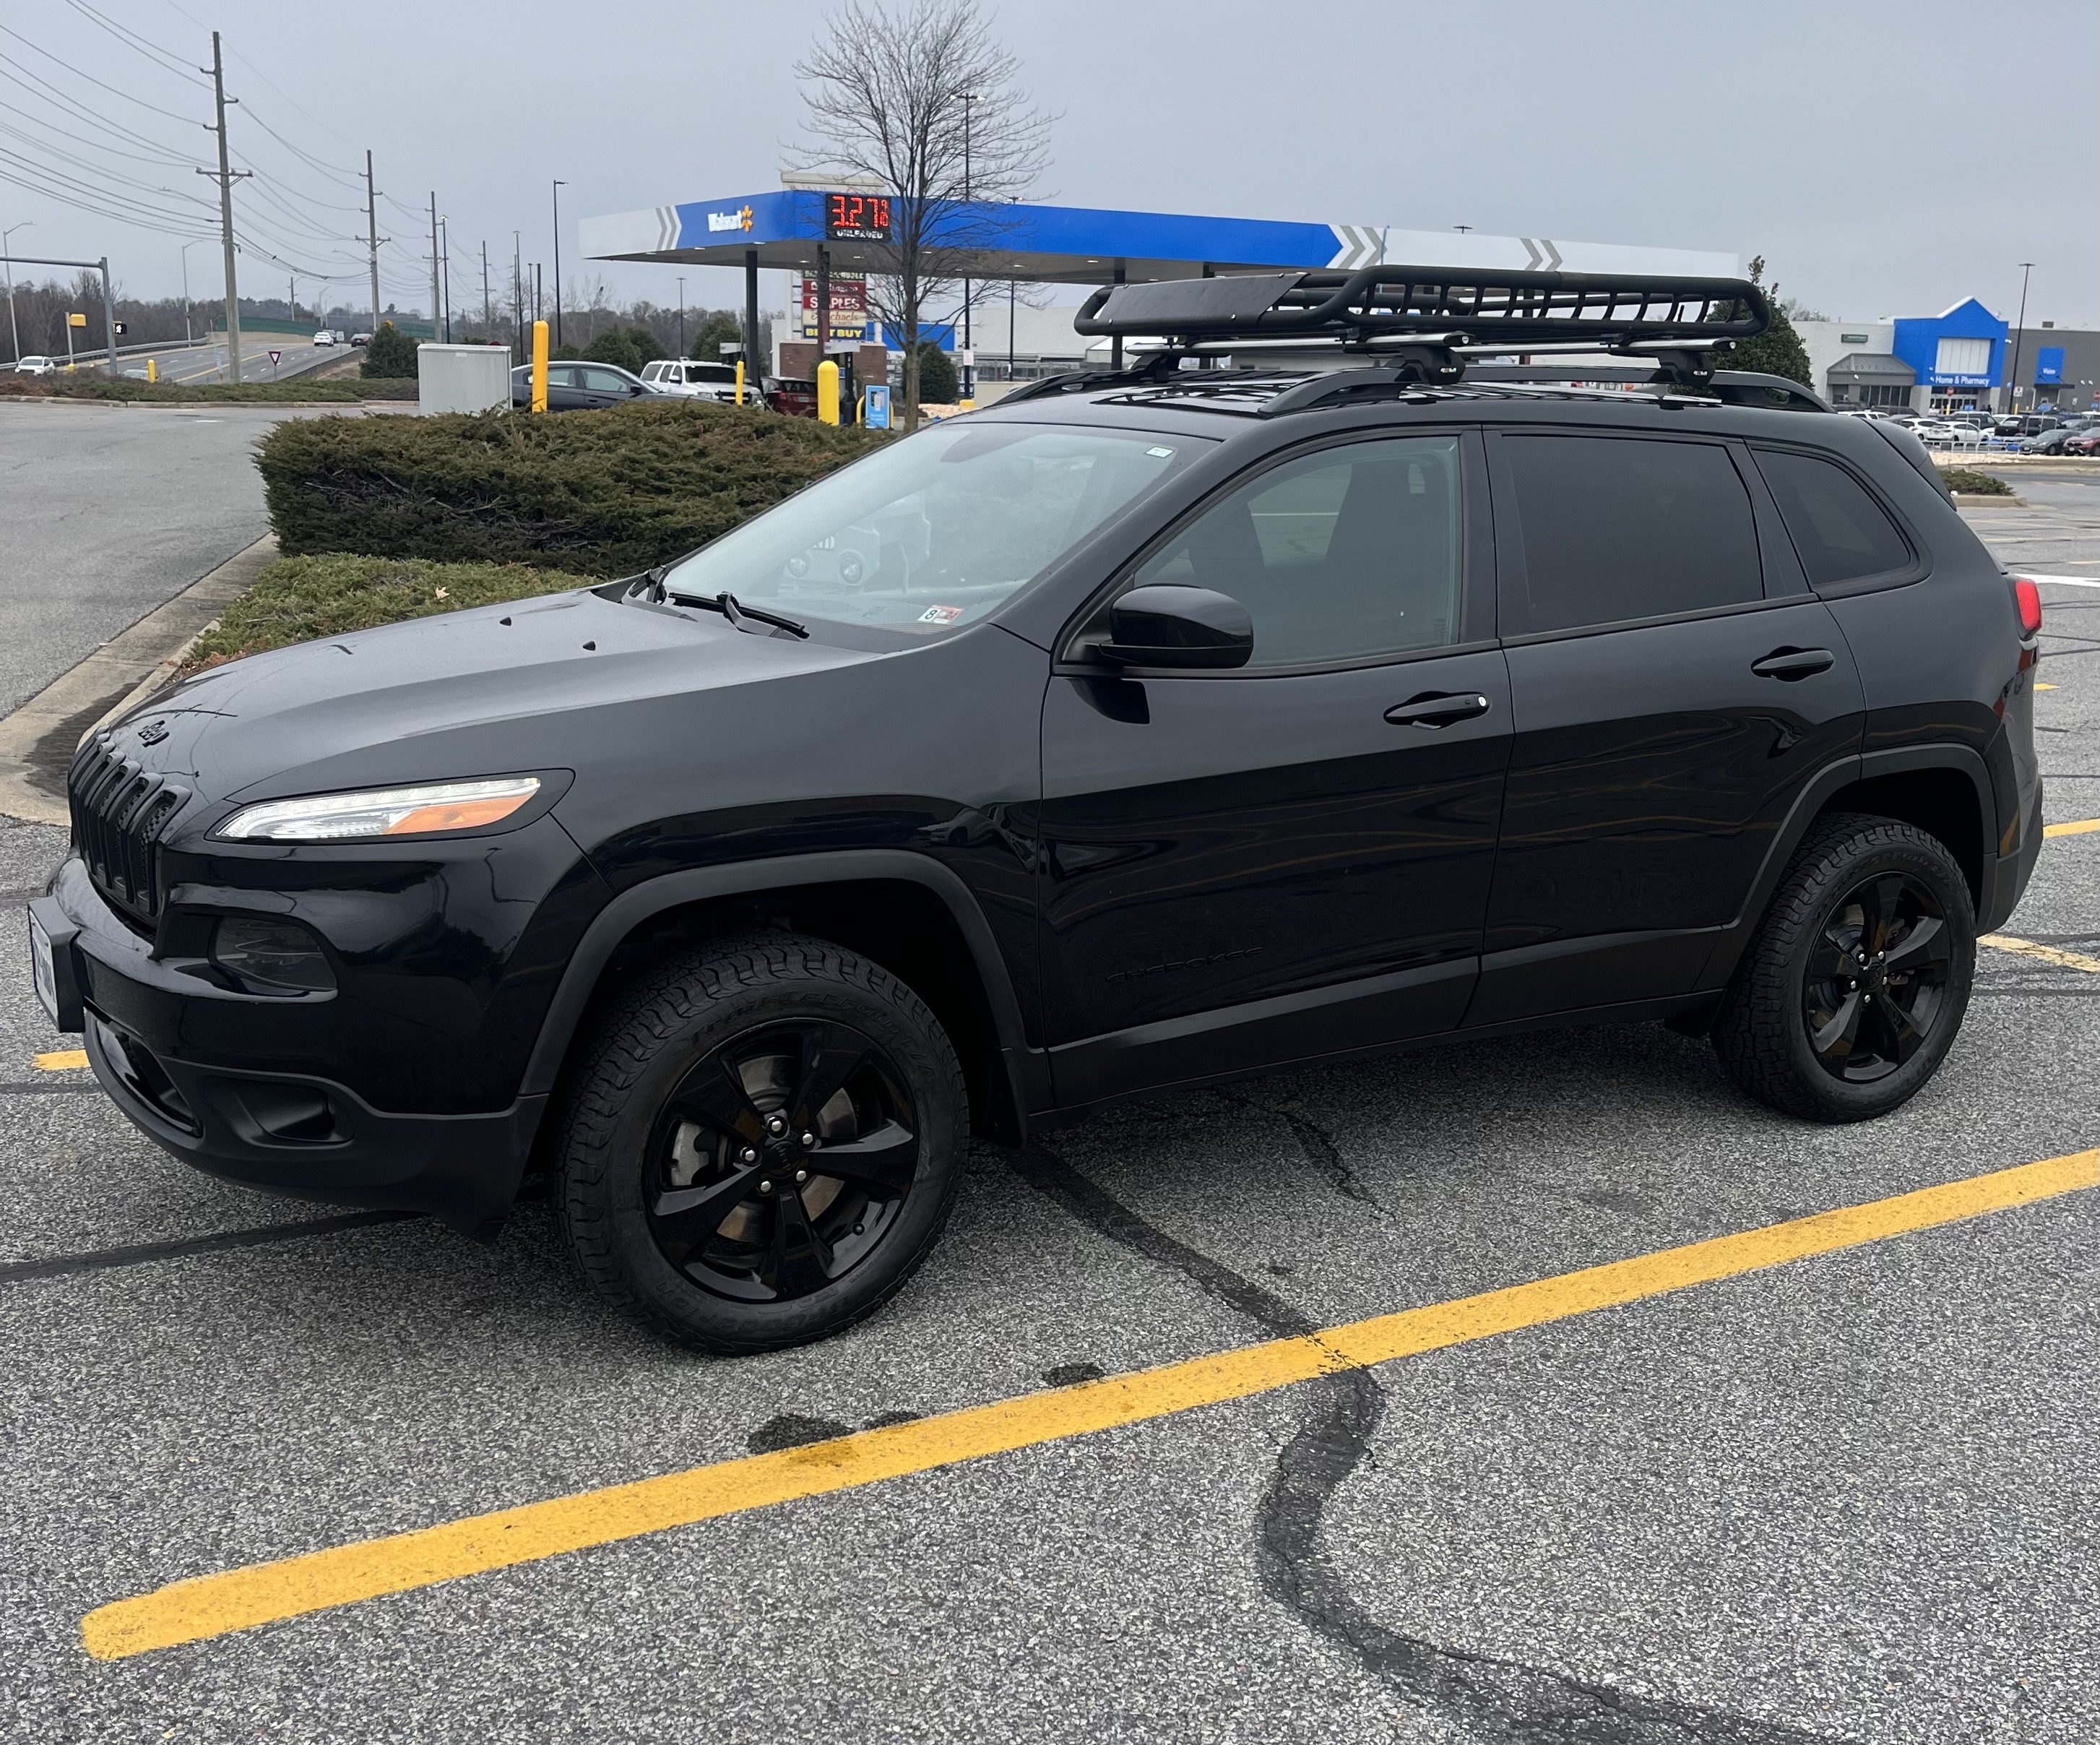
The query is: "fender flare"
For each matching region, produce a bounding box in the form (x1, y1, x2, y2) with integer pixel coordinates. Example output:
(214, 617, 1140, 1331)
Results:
(519, 850, 1047, 1124)
(1697, 743, 1996, 991)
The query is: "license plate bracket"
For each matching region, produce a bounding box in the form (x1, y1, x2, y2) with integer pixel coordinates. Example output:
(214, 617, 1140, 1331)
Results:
(27, 897, 85, 1033)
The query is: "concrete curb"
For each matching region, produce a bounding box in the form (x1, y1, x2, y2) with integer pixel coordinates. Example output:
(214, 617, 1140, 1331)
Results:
(0, 533, 277, 827)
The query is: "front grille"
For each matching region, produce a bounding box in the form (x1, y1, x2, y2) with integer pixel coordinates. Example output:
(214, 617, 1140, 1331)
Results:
(68, 731, 187, 935)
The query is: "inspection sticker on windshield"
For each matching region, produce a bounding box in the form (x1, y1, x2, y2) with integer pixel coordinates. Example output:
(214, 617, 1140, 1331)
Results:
(1146, 446, 1175, 457)
(918, 605, 965, 625)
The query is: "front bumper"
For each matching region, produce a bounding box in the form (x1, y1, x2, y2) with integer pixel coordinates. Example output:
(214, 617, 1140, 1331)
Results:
(34, 866, 545, 1238)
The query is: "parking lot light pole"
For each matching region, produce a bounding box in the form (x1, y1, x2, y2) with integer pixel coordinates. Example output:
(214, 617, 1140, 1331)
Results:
(178, 238, 196, 343)
(1, 220, 28, 363)
(2005, 262, 2034, 415)
(551, 181, 566, 349)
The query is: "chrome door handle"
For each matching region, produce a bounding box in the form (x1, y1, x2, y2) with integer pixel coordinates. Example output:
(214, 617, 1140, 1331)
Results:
(1750, 647, 1836, 681)
(1384, 691, 1492, 728)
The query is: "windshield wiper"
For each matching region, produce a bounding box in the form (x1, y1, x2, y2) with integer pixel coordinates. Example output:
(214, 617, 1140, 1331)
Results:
(667, 588, 808, 639)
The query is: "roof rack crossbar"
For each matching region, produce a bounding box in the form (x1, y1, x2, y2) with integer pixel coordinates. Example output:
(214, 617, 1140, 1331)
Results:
(1073, 266, 1769, 352)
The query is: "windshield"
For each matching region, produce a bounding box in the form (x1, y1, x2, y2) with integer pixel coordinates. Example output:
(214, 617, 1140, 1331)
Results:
(662, 421, 1212, 634)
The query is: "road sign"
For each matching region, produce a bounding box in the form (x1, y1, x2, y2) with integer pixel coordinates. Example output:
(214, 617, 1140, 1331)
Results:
(66, 312, 85, 327)
(864, 384, 891, 430)
(268, 350, 281, 363)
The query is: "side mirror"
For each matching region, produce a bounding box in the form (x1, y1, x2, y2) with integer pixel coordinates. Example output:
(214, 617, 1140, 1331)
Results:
(1095, 584, 1253, 670)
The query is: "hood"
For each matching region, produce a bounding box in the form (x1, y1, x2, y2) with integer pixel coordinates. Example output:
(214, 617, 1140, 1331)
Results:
(116, 587, 876, 811)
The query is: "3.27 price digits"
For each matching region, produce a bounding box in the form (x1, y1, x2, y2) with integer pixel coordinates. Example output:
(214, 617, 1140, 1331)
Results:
(826, 192, 892, 242)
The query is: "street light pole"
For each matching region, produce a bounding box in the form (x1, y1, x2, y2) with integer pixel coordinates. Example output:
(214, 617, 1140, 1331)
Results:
(2006, 262, 2034, 415)
(677, 275, 686, 357)
(1, 221, 29, 363)
(551, 180, 566, 349)
(956, 90, 976, 403)
(178, 238, 196, 343)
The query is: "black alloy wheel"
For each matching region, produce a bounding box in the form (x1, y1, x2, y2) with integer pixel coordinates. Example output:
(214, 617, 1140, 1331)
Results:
(1801, 871, 1953, 1083)
(647, 1020, 920, 1303)
(1711, 814, 1975, 1124)
(555, 934, 967, 1353)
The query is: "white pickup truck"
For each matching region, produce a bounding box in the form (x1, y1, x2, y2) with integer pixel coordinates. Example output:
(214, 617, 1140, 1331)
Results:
(637, 358, 755, 405)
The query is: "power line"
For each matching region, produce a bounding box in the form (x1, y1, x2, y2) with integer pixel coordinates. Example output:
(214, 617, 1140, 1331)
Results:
(0, 20, 200, 124)
(58, 0, 209, 87)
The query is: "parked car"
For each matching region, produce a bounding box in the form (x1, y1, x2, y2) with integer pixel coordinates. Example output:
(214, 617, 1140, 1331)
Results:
(33, 268, 2043, 1355)
(2020, 416, 2099, 454)
(2063, 428, 2100, 456)
(312, 329, 336, 347)
(1908, 418, 1960, 448)
(766, 376, 818, 418)
(639, 359, 755, 405)
(14, 355, 56, 375)
(349, 332, 371, 348)
(508, 360, 665, 412)
(1993, 414, 2061, 440)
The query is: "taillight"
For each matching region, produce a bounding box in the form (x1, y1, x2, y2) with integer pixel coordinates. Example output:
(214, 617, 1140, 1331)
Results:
(2013, 577, 2043, 637)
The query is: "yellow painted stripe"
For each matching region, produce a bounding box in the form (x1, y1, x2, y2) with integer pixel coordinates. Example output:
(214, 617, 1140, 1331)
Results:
(2043, 818, 2098, 839)
(1980, 933, 2100, 973)
(2034, 681, 2058, 691)
(81, 1148, 2097, 1661)
(34, 1049, 89, 1072)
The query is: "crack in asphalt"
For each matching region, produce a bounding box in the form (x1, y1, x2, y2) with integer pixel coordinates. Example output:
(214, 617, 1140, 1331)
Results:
(1008, 1142, 1847, 1744)
(1215, 1090, 1383, 1207)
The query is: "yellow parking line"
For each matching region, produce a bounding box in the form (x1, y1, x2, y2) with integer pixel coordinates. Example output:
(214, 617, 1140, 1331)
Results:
(80, 1147, 2099, 1661)
(34, 1050, 89, 1072)
(1980, 934, 2100, 973)
(2043, 818, 2098, 838)
(2034, 681, 2057, 691)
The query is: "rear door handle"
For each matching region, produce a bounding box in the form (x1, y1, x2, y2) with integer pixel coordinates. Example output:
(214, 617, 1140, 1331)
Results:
(1384, 691, 1492, 728)
(1750, 647, 1836, 681)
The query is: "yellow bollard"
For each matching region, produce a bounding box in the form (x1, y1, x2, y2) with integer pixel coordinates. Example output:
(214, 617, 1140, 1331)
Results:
(735, 360, 745, 407)
(146, 358, 157, 384)
(530, 320, 548, 413)
(817, 359, 840, 426)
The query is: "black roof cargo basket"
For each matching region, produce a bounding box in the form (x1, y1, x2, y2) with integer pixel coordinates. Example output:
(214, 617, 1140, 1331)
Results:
(1072, 265, 1770, 352)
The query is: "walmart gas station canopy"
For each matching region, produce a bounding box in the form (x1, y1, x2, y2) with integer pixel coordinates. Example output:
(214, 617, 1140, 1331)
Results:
(582, 189, 1735, 285)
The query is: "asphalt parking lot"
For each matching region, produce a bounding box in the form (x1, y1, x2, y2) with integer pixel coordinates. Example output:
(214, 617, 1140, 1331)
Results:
(2, 464, 2098, 1743)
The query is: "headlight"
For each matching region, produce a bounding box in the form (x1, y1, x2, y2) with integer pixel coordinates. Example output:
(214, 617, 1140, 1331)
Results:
(216, 775, 541, 843)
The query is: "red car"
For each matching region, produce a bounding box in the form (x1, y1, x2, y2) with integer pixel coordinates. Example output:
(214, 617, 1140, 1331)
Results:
(2063, 429, 2100, 456)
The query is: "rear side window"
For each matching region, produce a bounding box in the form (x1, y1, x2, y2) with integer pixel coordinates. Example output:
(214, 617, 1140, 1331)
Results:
(1128, 435, 1464, 668)
(1503, 435, 1763, 634)
(1753, 449, 1912, 587)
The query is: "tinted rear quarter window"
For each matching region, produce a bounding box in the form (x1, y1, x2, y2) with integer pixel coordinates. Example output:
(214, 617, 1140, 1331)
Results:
(1503, 435, 1763, 634)
(1753, 449, 1912, 587)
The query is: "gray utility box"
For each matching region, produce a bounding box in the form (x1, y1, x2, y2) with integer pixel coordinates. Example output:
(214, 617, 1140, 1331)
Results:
(417, 344, 511, 415)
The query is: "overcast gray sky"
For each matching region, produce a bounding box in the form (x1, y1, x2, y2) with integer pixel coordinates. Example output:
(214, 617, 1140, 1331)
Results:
(7, 0, 2095, 329)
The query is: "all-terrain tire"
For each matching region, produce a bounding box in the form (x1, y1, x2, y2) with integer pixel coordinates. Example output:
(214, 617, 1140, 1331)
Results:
(553, 932, 967, 1353)
(1711, 814, 1975, 1123)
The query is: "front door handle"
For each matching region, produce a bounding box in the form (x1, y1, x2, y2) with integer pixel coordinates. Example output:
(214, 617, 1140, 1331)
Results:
(1750, 647, 1836, 681)
(1385, 691, 1492, 728)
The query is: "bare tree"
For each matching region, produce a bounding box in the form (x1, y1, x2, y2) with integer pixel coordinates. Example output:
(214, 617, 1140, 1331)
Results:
(792, 0, 1050, 427)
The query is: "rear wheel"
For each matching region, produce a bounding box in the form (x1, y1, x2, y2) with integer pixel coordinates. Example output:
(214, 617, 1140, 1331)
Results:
(555, 934, 967, 1353)
(1712, 814, 1975, 1122)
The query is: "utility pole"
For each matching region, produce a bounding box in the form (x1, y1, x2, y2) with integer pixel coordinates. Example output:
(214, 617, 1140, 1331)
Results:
(481, 241, 491, 337)
(427, 192, 441, 346)
(551, 180, 565, 348)
(511, 230, 522, 362)
(363, 151, 384, 342)
(178, 238, 195, 343)
(288, 272, 296, 325)
(198, 31, 250, 382)
(98, 256, 115, 371)
(438, 215, 451, 342)
(677, 275, 686, 357)
(2006, 262, 2035, 415)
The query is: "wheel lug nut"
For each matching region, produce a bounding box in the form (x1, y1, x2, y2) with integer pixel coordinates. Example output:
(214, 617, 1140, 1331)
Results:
(766, 1115, 787, 1135)
(795, 1168, 808, 1184)
(800, 1132, 816, 1148)
(758, 1179, 772, 1194)
(740, 1147, 758, 1164)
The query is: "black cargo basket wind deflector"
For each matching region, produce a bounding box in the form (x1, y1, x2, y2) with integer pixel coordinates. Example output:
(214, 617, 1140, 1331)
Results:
(1072, 266, 1770, 348)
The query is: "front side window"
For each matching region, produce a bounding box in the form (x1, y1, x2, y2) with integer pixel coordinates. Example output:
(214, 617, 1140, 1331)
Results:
(1124, 436, 1464, 668)
(1503, 435, 1763, 634)
(663, 422, 1211, 636)
(1753, 449, 1911, 587)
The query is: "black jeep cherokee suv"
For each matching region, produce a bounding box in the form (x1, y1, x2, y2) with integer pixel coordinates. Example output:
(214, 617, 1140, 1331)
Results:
(30, 269, 2044, 1353)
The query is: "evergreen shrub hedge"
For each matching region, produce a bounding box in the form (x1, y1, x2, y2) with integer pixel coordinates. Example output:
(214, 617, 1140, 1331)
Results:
(255, 399, 891, 575)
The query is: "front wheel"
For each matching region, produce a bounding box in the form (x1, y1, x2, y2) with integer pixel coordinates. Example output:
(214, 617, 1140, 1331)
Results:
(555, 934, 967, 1353)
(1712, 814, 1975, 1123)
